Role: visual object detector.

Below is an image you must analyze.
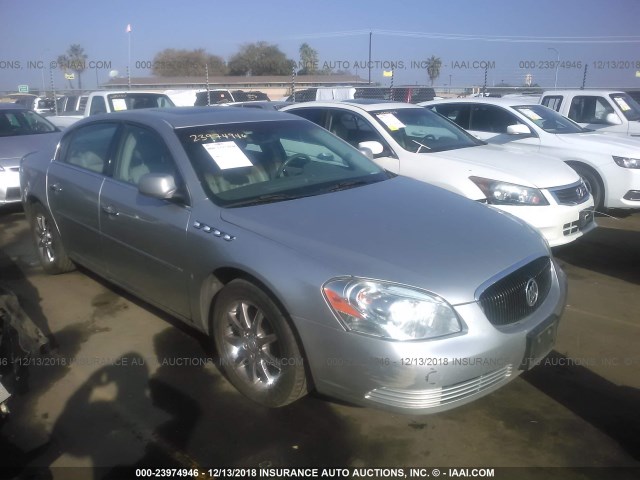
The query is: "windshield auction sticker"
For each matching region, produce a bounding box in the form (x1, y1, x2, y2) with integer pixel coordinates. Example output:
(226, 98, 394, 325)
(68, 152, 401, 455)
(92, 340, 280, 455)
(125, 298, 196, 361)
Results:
(111, 98, 128, 111)
(518, 108, 543, 121)
(376, 113, 406, 131)
(202, 141, 253, 170)
(613, 97, 631, 111)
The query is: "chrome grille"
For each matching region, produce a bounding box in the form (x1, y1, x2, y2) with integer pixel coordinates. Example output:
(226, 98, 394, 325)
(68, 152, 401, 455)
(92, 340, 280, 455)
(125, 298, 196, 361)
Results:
(479, 257, 552, 326)
(550, 181, 590, 205)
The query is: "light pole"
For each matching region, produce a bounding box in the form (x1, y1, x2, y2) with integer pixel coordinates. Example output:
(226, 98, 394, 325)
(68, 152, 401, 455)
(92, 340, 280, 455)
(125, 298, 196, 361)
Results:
(548, 47, 559, 89)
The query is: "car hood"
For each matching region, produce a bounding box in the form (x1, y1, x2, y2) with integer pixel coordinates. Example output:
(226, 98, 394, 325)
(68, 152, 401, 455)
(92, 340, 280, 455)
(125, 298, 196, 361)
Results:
(554, 131, 640, 155)
(427, 144, 579, 188)
(0, 132, 61, 164)
(220, 176, 549, 305)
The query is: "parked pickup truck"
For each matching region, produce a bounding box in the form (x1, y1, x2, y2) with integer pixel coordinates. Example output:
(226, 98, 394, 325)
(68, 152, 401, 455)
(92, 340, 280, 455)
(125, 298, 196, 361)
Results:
(540, 90, 640, 137)
(47, 90, 175, 129)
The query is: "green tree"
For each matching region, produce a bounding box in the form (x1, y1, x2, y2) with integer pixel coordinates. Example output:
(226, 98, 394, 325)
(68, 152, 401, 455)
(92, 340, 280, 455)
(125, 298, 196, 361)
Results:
(151, 48, 227, 77)
(228, 42, 294, 76)
(298, 43, 319, 75)
(57, 44, 88, 89)
(425, 55, 442, 86)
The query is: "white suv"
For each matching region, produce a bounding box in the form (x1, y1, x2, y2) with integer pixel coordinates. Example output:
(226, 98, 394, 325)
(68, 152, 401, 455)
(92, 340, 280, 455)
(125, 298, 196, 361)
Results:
(422, 97, 640, 210)
(283, 101, 595, 247)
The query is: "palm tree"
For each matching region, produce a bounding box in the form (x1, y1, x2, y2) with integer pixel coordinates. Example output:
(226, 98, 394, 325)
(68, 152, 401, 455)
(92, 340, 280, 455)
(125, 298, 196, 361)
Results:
(58, 44, 88, 89)
(425, 56, 442, 86)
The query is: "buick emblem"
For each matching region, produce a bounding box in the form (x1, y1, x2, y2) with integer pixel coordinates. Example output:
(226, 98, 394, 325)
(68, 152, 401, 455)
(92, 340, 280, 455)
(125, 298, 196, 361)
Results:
(525, 278, 539, 307)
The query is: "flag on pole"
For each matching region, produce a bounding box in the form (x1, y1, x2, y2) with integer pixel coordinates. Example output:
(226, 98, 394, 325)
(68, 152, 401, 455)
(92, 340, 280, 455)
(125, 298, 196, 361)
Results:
(126, 24, 132, 33)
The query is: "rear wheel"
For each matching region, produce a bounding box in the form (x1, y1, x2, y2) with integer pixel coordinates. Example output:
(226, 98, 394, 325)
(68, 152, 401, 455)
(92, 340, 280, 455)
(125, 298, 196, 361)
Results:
(212, 279, 308, 407)
(29, 203, 75, 274)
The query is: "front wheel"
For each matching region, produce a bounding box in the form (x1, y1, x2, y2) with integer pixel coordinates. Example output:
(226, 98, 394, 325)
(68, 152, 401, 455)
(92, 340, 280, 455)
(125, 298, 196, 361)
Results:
(212, 279, 308, 407)
(571, 165, 604, 210)
(29, 203, 75, 274)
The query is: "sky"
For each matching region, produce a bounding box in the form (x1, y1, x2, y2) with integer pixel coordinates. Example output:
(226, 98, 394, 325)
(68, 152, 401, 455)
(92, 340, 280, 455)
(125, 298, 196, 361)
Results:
(1, 0, 640, 93)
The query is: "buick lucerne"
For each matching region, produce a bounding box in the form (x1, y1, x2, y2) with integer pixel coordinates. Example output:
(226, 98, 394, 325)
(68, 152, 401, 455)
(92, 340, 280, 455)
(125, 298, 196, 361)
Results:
(20, 107, 567, 413)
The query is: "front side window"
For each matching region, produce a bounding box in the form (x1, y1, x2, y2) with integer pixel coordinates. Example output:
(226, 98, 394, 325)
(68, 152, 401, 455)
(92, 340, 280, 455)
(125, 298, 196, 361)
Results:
(427, 104, 471, 129)
(568, 96, 615, 124)
(113, 125, 177, 185)
(176, 119, 389, 207)
(61, 123, 118, 173)
(470, 105, 524, 133)
(371, 107, 481, 153)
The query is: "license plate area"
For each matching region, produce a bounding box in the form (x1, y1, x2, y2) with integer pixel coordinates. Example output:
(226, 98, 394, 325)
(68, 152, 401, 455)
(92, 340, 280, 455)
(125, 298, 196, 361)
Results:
(578, 209, 594, 230)
(520, 315, 558, 370)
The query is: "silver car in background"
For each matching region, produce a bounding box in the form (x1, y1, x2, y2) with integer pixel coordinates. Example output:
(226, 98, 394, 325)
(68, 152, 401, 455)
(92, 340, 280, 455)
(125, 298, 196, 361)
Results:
(20, 107, 567, 414)
(0, 104, 60, 205)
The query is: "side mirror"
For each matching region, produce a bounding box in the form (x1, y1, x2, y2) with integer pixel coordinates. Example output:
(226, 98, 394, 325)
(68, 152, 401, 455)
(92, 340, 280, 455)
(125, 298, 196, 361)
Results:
(138, 173, 177, 199)
(358, 140, 384, 156)
(358, 146, 374, 160)
(605, 113, 622, 125)
(506, 124, 532, 135)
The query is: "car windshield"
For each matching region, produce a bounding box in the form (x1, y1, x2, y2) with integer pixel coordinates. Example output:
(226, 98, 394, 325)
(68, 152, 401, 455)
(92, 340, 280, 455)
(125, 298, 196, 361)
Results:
(513, 104, 586, 134)
(177, 119, 390, 207)
(0, 110, 57, 137)
(610, 93, 640, 121)
(370, 107, 482, 153)
(106, 93, 175, 111)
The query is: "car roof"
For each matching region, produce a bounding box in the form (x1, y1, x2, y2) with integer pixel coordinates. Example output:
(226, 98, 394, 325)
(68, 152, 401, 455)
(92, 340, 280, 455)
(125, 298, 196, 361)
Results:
(421, 97, 541, 108)
(74, 106, 302, 129)
(541, 89, 625, 95)
(286, 100, 419, 111)
(0, 102, 27, 111)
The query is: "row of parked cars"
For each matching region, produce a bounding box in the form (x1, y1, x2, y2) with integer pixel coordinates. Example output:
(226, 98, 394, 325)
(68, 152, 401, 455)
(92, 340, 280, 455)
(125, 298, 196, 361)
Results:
(4, 87, 640, 414)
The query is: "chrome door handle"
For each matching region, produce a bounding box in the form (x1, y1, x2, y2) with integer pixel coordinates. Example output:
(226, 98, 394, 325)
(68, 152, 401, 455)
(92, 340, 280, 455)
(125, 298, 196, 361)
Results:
(102, 205, 119, 216)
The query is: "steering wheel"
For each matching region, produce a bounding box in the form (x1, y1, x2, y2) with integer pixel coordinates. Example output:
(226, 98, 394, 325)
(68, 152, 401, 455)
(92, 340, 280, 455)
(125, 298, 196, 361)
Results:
(277, 154, 311, 177)
(420, 134, 437, 143)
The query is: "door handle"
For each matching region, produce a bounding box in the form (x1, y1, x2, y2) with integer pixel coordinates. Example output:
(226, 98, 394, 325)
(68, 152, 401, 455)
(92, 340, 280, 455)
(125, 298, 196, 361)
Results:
(102, 205, 119, 216)
(49, 183, 62, 192)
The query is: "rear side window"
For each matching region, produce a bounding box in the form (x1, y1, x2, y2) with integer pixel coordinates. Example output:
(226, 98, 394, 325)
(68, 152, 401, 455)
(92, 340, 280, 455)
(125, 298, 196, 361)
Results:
(541, 96, 563, 111)
(61, 123, 118, 174)
(430, 104, 471, 129)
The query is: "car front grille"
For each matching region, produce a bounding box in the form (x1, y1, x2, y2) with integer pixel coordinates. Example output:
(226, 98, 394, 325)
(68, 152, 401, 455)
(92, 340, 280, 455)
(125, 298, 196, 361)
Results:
(365, 365, 513, 409)
(478, 256, 552, 326)
(550, 181, 590, 205)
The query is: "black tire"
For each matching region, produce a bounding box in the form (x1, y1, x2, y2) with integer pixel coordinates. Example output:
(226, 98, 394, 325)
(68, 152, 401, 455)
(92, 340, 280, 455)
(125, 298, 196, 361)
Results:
(29, 203, 75, 274)
(212, 279, 308, 407)
(571, 164, 604, 210)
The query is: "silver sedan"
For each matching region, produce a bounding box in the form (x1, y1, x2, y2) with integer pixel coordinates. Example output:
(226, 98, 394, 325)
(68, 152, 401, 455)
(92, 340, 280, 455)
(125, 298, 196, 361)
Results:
(20, 107, 567, 413)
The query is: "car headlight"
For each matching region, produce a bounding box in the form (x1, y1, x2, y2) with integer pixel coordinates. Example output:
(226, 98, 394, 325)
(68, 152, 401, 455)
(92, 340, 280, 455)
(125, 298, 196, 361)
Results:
(323, 278, 462, 340)
(613, 155, 640, 169)
(470, 176, 549, 206)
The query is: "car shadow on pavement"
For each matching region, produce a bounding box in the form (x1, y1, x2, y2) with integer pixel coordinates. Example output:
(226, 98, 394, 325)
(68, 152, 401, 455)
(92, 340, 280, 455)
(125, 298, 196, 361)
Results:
(554, 225, 640, 285)
(523, 350, 640, 461)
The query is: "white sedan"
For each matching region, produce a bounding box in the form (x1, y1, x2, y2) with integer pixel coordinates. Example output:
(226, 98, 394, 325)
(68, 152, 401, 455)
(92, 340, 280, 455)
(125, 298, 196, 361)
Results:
(283, 101, 595, 247)
(421, 97, 640, 210)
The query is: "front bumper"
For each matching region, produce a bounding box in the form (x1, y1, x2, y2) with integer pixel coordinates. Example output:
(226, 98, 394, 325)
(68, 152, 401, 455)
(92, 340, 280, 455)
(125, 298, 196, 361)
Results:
(0, 167, 21, 204)
(496, 201, 596, 247)
(296, 260, 568, 414)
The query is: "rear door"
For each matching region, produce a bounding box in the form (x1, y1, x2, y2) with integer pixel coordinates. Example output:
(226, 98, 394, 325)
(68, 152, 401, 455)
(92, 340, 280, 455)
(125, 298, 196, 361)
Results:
(98, 123, 192, 319)
(47, 122, 119, 272)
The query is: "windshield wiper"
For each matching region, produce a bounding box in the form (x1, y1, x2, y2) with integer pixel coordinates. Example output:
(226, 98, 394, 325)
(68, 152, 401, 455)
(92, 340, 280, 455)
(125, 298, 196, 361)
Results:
(411, 140, 431, 153)
(324, 179, 373, 193)
(225, 193, 300, 208)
